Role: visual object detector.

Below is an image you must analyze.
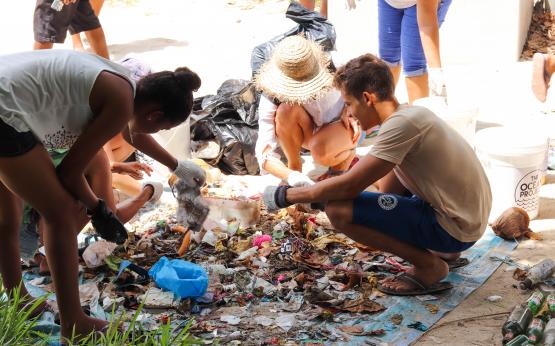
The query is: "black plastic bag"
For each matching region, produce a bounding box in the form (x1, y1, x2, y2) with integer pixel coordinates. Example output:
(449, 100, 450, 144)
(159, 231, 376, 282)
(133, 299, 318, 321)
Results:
(191, 79, 260, 175)
(250, 1, 337, 77)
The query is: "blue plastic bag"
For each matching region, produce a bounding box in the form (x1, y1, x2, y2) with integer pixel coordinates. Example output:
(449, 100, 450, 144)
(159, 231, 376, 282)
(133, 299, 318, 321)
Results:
(148, 257, 208, 298)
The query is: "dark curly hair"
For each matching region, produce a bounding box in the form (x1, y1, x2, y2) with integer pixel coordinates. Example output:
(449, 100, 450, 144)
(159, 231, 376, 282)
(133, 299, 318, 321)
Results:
(334, 54, 394, 101)
(135, 67, 201, 124)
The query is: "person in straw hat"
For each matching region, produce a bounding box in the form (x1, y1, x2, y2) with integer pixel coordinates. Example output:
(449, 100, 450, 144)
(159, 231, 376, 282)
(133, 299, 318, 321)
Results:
(263, 54, 491, 296)
(255, 35, 361, 187)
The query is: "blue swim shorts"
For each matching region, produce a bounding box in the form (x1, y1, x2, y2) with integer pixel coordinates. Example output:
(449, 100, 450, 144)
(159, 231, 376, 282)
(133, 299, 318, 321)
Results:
(352, 192, 474, 253)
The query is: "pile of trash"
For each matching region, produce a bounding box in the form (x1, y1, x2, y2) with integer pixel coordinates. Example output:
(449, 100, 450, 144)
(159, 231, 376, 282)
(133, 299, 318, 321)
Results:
(23, 170, 424, 344)
(502, 259, 555, 345)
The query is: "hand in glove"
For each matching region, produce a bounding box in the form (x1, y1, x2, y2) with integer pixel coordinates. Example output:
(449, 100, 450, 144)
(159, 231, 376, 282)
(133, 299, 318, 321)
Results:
(173, 160, 206, 188)
(287, 171, 315, 187)
(263, 185, 292, 212)
(428, 67, 447, 98)
(88, 199, 128, 244)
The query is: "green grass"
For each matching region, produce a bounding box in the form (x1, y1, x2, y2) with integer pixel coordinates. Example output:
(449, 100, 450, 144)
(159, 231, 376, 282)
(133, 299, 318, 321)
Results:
(0, 280, 202, 346)
(0, 283, 46, 345)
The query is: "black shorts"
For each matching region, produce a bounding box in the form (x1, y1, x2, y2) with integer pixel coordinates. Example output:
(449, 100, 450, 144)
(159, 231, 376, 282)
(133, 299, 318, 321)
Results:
(34, 0, 101, 43)
(0, 118, 39, 157)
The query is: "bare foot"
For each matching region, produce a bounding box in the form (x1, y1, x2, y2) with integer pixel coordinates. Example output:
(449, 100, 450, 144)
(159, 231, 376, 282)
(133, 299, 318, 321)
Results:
(61, 315, 110, 342)
(139, 184, 154, 202)
(429, 250, 460, 262)
(380, 256, 448, 292)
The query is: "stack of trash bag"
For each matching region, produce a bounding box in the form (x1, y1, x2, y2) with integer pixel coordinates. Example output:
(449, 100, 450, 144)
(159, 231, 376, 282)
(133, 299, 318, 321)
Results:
(191, 79, 260, 175)
(190, 2, 337, 176)
(250, 1, 337, 76)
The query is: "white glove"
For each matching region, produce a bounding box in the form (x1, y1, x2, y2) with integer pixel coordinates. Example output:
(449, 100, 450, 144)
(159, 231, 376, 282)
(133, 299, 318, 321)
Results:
(287, 171, 315, 187)
(345, 0, 357, 10)
(428, 67, 447, 98)
(173, 160, 206, 187)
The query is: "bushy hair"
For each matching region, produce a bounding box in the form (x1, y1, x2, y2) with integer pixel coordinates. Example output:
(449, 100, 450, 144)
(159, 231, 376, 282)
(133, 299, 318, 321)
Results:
(135, 67, 201, 123)
(334, 54, 394, 101)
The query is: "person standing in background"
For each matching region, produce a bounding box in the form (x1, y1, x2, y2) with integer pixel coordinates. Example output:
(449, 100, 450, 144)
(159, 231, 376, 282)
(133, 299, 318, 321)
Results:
(378, 0, 452, 103)
(33, 0, 109, 59)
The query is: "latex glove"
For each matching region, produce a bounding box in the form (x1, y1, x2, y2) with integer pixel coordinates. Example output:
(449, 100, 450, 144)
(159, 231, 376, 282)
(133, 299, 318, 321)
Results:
(263, 185, 292, 212)
(173, 160, 206, 187)
(428, 68, 447, 98)
(345, 0, 357, 10)
(287, 171, 315, 187)
(88, 199, 128, 245)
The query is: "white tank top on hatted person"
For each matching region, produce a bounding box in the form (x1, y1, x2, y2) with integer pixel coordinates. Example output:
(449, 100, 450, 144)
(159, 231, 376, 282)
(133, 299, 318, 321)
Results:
(0, 49, 135, 149)
(385, 0, 417, 9)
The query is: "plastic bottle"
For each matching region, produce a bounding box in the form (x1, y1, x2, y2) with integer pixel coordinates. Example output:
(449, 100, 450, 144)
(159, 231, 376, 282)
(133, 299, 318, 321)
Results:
(503, 304, 533, 343)
(505, 334, 530, 346)
(543, 318, 555, 346)
(548, 293, 555, 315)
(526, 317, 545, 344)
(520, 259, 555, 290)
(527, 291, 545, 315)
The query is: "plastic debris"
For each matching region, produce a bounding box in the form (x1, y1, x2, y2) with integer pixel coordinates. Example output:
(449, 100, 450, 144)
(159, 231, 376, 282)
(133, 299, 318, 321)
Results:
(486, 295, 503, 302)
(82, 240, 117, 268)
(149, 257, 208, 298)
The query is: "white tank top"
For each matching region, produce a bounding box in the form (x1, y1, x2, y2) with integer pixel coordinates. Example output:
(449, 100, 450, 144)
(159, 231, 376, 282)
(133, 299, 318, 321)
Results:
(385, 0, 417, 9)
(0, 50, 135, 149)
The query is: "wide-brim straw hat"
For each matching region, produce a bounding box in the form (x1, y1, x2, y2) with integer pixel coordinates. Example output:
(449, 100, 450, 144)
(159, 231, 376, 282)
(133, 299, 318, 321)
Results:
(255, 35, 333, 104)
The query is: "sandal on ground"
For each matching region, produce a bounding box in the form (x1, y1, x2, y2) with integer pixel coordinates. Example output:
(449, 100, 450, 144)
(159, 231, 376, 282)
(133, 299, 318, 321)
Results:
(447, 257, 469, 270)
(377, 272, 453, 296)
(141, 181, 163, 203)
(532, 53, 550, 102)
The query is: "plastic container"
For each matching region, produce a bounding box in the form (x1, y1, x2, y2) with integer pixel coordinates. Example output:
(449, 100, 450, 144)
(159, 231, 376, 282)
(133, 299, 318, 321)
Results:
(474, 126, 549, 222)
(148, 256, 208, 298)
(152, 118, 191, 160)
(413, 96, 478, 147)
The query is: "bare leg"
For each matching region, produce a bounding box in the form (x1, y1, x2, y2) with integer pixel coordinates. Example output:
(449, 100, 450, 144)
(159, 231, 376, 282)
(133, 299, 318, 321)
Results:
(71, 33, 85, 51)
(33, 41, 53, 50)
(308, 121, 358, 171)
(0, 145, 107, 338)
(320, 0, 328, 18)
(325, 200, 449, 290)
(406, 73, 429, 104)
(0, 182, 25, 292)
(107, 134, 135, 162)
(85, 150, 152, 223)
(83, 27, 109, 59)
(275, 104, 315, 172)
(299, 0, 315, 10)
(90, 0, 105, 15)
(389, 65, 401, 87)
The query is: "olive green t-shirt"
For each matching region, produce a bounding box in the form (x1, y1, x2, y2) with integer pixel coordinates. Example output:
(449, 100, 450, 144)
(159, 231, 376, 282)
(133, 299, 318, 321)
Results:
(369, 104, 492, 242)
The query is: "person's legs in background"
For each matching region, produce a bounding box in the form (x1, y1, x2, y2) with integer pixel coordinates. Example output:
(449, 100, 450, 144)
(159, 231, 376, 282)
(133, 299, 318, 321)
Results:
(378, 0, 403, 86)
(71, 0, 104, 51)
(532, 52, 555, 102)
(68, 0, 109, 58)
(401, 0, 452, 103)
(33, 0, 72, 50)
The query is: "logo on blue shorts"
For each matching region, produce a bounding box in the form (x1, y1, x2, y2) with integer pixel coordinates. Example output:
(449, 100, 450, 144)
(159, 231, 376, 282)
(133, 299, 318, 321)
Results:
(378, 194, 398, 211)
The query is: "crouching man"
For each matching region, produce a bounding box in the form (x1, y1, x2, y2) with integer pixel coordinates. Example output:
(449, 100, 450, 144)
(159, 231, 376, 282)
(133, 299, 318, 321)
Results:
(263, 54, 492, 295)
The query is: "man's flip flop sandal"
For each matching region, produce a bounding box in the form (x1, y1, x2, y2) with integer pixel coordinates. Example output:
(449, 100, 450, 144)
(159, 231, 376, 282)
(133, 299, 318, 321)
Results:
(447, 257, 469, 270)
(377, 272, 453, 296)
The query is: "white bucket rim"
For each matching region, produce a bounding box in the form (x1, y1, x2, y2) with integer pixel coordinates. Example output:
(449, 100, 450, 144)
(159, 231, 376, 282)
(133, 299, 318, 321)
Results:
(475, 126, 548, 157)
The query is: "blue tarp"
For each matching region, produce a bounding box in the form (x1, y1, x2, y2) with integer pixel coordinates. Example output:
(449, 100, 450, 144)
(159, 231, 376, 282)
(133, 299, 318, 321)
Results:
(326, 228, 518, 345)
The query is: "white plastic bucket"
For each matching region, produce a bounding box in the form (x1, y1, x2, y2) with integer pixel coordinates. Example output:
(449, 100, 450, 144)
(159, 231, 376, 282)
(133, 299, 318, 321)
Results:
(474, 126, 548, 222)
(413, 97, 478, 147)
(152, 118, 191, 160)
